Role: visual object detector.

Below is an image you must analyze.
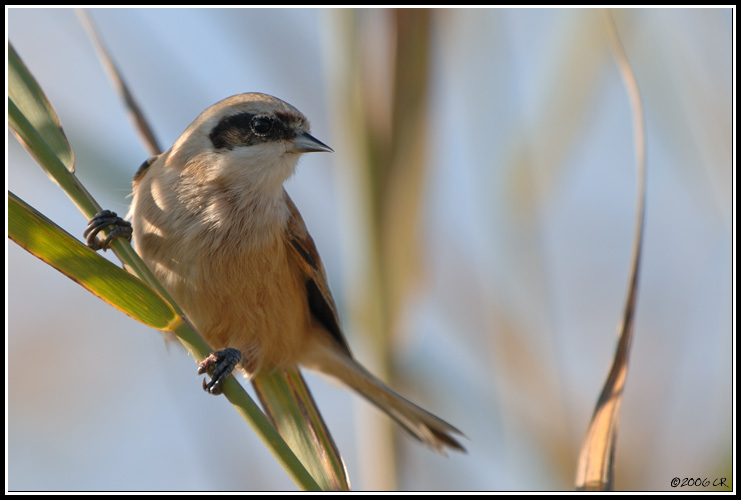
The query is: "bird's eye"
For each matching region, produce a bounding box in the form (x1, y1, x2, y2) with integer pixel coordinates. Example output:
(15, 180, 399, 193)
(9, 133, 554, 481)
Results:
(251, 116, 272, 135)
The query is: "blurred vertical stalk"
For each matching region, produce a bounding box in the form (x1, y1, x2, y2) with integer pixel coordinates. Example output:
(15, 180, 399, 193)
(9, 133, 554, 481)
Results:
(323, 8, 433, 490)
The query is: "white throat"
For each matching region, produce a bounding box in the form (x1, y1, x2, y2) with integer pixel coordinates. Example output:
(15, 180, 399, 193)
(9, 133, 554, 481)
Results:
(176, 144, 301, 248)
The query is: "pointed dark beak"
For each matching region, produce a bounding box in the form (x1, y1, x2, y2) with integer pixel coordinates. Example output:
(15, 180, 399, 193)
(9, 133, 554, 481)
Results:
(292, 132, 334, 153)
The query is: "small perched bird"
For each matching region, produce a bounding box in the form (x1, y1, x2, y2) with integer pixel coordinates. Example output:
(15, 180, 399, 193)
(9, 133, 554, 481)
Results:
(87, 93, 464, 453)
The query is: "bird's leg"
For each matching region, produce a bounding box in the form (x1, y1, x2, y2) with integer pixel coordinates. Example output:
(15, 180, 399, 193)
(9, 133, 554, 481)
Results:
(84, 210, 132, 251)
(197, 348, 242, 395)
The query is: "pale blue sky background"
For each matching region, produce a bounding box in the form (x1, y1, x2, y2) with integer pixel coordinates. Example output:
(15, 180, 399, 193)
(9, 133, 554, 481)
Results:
(7, 7, 734, 492)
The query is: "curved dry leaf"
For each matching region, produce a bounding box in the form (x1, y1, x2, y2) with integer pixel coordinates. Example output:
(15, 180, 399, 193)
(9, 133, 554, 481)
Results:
(575, 11, 647, 491)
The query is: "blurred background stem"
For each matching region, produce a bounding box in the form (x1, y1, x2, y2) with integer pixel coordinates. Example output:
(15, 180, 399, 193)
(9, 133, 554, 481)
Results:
(326, 8, 434, 489)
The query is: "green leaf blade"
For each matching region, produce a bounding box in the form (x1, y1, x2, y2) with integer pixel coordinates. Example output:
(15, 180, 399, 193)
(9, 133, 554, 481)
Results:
(8, 192, 177, 330)
(8, 43, 74, 173)
(253, 368, 351, 491)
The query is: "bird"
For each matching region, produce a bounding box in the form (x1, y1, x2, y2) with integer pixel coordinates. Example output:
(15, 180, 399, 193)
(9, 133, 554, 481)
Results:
(86, 92, 464, 454)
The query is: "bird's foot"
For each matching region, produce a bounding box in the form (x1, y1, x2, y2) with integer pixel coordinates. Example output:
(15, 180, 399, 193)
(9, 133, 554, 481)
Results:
(197, 348, 242, 395)
(84, 210, 132, 251)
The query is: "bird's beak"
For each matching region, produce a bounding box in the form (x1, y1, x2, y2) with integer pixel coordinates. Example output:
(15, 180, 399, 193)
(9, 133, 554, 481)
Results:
(292, 132, 334, 154)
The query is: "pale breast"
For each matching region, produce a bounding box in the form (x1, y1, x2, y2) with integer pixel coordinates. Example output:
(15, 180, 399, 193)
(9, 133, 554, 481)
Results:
(132, 159, 311, 375)
(162, 228, 311, 375)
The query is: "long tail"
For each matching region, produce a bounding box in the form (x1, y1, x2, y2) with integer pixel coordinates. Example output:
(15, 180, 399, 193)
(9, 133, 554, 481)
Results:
(305, 343, 466, 454)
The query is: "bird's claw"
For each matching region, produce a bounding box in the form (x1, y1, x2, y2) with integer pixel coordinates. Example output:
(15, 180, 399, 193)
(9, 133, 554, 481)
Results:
(84, 210, 132, 251)
(197, 348, 242, 395)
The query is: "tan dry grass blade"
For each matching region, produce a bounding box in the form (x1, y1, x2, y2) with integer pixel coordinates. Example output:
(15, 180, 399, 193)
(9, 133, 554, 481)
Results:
(575, 11, 647, 491)
(76, 9, 161, 156)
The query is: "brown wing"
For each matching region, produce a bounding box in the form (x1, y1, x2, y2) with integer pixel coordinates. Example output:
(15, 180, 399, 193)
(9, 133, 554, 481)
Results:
(283, 190, 353, 358)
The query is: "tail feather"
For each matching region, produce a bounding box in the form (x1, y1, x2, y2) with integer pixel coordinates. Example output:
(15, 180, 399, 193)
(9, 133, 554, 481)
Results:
(304, 343, 466, 454)
(348, 363, 466, 454)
